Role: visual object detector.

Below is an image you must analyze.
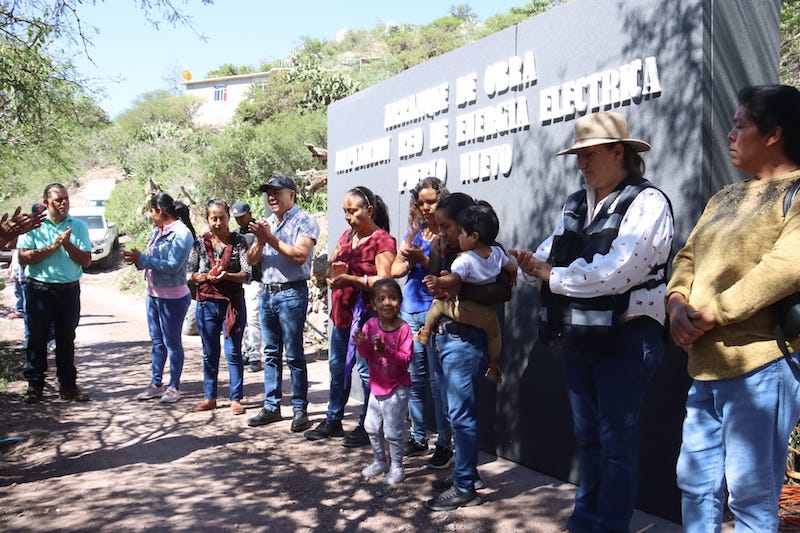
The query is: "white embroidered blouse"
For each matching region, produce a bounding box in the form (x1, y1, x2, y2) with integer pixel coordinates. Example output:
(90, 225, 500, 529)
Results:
(529, 184, 674, 325)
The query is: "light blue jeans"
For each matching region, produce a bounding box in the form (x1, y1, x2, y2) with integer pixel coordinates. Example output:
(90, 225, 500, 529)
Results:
(259, 286, 309, 412)
(146, 294, 191, 389)
(402, 310, 431, 442)
(678, 355, 800, 533)
(402, 310, 451, 448)
(435, 321, 487, 491)
(196, 298, 246, 401)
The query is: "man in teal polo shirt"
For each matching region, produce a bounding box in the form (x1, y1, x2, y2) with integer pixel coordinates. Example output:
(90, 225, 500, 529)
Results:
(18, 183, 92, 403)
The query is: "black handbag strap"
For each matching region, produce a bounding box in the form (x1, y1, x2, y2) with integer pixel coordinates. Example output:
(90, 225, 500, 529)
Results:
(784, 179, 800, 218)
(777, 178, 800, 365)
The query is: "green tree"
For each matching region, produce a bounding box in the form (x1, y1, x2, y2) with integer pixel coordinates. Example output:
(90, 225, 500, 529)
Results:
(115, 90, 201, 135)
(782, 0, 800, 87)
(234, 71, 303, 125)
(0, 3, 83, 157)
(206, 63, 254, 78)
(449, 4, 477, 23)
(480, 1, 553, 36)
(0, 0, 213, 212)
(0, 0, 212, 155)
(200, 110, 326, 202)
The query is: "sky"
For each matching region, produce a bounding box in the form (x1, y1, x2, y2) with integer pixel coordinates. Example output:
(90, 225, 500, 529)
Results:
(71, 0, 528, 118)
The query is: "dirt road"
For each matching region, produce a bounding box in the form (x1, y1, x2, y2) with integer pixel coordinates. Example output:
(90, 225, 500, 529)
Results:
(0, 260, 683, 532)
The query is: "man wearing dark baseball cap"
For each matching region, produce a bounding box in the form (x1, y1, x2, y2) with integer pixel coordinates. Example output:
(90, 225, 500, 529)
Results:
(246, 173, 319, 433)
(258, 173, 296, 193)
(231, 201, 251, 219)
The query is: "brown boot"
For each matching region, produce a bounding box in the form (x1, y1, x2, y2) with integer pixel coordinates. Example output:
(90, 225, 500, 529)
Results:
(230, 401, 245, 415)
(194, 399, 217, 412)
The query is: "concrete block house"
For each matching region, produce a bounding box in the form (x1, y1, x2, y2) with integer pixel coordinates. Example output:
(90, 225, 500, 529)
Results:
(181, 69, 284, 128)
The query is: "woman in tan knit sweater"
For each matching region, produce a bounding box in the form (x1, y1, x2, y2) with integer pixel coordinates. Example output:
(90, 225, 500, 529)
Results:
(667, 85, 800, 532)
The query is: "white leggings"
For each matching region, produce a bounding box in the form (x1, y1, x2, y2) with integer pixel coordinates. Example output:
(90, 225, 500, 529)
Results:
(364, 386, 410, 468)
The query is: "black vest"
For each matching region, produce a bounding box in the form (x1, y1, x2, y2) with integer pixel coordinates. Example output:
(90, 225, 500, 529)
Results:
(539, 174, 667, 346)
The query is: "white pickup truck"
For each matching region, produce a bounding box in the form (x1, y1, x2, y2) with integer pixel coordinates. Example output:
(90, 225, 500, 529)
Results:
(69, 206, 119, 263)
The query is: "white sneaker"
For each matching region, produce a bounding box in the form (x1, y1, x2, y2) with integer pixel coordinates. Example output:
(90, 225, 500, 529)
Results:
(47, 339, 56, 352)
(382, 466, 405, 485)
(361, 459, 389, 479)
(159, 386, 181, 403)
(136, 383, 164, 400)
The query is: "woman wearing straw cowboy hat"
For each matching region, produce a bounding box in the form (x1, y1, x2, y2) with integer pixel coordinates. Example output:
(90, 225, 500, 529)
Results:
(511, 111, 674, 533)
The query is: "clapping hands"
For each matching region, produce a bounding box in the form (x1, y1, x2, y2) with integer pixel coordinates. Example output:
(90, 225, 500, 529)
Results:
(0, 207, 45, 247)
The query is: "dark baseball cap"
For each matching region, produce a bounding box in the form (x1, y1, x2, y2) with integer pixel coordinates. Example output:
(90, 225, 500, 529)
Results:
(258, 174, 297, 192)
(231, 201, 250, 218)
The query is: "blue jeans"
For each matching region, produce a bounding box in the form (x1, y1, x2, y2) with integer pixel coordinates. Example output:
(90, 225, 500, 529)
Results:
(428, 322, 451, 449)
(196, 298, 245, 401)
(562, 317, 664, 533)
(435, 321, 487, 491)
(13, 279, 25, 314)
(15, 280, 31, 347)
(402, 310, 451, 447)
(401, 310, 430, 442)
(146, 294, 191, 389)
(23, 281, 81, 391)
(327, 324, 370, 424)
(259, 286, 309, 412)
(678, 356, 800, 533)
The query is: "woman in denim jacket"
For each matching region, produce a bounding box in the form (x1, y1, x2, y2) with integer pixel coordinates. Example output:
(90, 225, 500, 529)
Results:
(123, 193, 196, 404)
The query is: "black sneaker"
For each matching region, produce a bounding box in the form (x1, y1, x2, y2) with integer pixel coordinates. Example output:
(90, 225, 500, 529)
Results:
(425, 485, 481, 511)
(404, 437, 429, 456)
(427, 444, 454, 469)
(248, 360, 262, 372)
(341, 424, 369, 448)
(431, 473, 486, 492)
(247, 407, 282, 427)
(304, 420, 345, 441)
(290, 410, 312, 432)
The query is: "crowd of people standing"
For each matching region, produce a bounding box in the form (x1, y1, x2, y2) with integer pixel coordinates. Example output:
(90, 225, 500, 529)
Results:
(5, 84, 800, 531)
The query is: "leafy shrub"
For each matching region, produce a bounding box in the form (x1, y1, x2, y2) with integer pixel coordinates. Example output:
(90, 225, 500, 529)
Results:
(104, 175, 151, 242)
(198, 110, 326, 205)
(115, 91, 201, 135)
(235, 72, 303, 125)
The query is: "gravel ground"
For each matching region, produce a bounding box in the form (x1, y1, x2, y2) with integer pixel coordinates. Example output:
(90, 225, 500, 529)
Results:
(0, 259, 687, 532)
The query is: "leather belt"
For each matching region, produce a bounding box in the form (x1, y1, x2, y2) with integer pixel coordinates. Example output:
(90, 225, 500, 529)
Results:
(28, 278, 80, 290)
(436, 318, 474, 336)
(264, 280, 306, 293)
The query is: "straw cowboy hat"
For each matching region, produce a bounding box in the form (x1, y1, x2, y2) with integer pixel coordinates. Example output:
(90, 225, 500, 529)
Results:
(556, 111, 651, 156)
